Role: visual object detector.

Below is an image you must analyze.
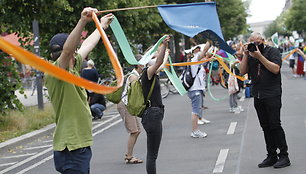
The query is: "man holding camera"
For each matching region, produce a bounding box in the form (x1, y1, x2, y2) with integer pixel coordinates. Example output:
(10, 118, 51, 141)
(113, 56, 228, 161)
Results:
(240, 32, 290, 169)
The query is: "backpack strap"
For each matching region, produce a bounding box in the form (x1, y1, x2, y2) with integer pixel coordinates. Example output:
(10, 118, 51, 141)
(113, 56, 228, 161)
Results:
(146, 75, 156, 106)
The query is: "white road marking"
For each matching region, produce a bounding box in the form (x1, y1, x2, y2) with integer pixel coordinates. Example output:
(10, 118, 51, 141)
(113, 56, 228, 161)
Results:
(93, 119, 122, 136)
(0, 147, 53, 173)
(213, 149, 229, 173)
(43, 140, 52, 143)
(0, 115, 122, 173)
(23, 145, 52, 151)
(1, 153, 37, 159)
(0, 162, 17, 167)
(15, 155, 53, 174)
(227, 122, 237, 135)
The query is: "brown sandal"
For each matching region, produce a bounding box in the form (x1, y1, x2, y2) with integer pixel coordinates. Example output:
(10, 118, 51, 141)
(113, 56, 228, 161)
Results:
(124, 154, 143, 164)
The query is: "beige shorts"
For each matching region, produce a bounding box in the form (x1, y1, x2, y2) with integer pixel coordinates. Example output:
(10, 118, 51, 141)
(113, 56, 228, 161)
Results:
(117, 101, 141, 134)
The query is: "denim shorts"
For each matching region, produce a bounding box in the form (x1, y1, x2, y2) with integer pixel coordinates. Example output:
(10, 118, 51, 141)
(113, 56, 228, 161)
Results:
(187, 90, 203, 118)
(54, 147, 92, 174)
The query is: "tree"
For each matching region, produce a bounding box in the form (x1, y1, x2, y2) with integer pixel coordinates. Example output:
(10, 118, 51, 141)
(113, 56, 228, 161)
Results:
(0, 51, 24, 114)
(285, 0, 306, 36)
(0, 0, 166, 76)
(264, 11, 291, 38)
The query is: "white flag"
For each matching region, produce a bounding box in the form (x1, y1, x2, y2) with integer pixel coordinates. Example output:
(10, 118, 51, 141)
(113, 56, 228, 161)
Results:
(271, 32, 279, 48)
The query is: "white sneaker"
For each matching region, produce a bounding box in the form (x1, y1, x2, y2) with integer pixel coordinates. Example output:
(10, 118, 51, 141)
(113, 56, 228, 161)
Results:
(201, 118, 211, 124)
(197, 119, 205, 125)
(238, 106, 244, 112)
(233, 107, 241, 114)
(190, 130, 207, 138)
(229, 107, 234, 113)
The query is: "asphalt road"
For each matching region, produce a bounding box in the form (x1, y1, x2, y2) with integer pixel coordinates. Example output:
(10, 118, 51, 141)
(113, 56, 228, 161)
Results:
(0, 64, 305, 174)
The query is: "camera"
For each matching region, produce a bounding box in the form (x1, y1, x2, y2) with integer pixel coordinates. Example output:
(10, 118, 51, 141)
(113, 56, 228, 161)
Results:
(247, 42, 257, 52)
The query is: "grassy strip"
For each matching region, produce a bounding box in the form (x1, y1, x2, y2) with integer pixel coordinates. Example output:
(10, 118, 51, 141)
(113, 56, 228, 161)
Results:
(0, 103, 55, 143)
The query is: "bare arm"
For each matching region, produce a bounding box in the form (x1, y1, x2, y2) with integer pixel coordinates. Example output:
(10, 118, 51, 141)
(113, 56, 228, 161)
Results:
(147, 35, 170, 80)
(198, 41, 211, 61)
(239, 44, 249, 75)
(156, 49, 170, 73)
(297, 49, 306, 60)
(58, 7, 97, 69)
(77, 13, 114, 60)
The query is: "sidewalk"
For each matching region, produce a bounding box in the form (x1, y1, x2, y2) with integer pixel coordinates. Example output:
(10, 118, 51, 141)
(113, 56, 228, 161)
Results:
(15, 88, 49, 107)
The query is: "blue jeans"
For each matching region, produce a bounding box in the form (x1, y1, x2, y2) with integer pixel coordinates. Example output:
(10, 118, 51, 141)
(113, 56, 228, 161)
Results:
(90, 104, 105, 118)
(54, 147, 92, 174)
(141, 107, 164, 174)
(187, 90, 204, 118)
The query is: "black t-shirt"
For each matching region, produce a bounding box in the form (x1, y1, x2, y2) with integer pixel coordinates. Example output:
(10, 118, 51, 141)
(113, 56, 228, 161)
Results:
(141, 68, 163, 107)
(247, 45, 282, 99)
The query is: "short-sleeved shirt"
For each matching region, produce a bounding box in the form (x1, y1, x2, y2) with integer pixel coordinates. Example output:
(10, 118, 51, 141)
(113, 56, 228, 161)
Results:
(247, 45, 282, 99)
(189, 53, 206, 92)
(141, 68, 163, 108)
(45, 54, 93, 151)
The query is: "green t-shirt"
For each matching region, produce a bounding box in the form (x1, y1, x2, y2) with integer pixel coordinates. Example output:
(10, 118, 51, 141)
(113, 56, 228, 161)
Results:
(45, 54, 93, 151)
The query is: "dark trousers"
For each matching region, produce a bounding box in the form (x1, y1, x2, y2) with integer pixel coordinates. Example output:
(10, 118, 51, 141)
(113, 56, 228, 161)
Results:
(54, 147, 92, 174)
(141, 107, 164, 174)
(254, 95, 289, 158)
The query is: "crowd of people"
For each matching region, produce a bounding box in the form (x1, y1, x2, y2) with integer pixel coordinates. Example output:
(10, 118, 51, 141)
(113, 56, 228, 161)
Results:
(43, 7, 301, 174)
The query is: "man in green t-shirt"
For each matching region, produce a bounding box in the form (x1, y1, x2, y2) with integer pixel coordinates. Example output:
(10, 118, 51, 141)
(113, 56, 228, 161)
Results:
(45, 7, 113, 174)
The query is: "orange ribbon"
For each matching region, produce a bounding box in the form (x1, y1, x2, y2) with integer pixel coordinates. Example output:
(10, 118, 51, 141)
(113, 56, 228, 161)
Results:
(282, 48, 298, 61)
(0, 12, 123, 94)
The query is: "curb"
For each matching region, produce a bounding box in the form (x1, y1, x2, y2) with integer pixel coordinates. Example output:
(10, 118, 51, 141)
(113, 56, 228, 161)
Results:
(0, 124, 55, 149)
(0, 102, 115, 150)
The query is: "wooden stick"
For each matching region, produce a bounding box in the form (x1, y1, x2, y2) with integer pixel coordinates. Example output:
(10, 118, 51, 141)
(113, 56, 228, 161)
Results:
(96, 5, 158, 15)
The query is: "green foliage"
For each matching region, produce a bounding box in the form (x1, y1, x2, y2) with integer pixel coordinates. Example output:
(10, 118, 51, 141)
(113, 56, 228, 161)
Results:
(0, 52, 24, 115)
(285, 0, 306, 34)
(215, 0, 248, 40)
(264, 12, 291, 38)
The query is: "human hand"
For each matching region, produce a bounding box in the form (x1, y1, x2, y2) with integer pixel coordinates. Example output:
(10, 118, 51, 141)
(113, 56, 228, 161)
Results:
(81, 7, 98, 22)
(162, 35, 170, 46)
(249, 46, 262, 59)
(100, 13, 114, 29)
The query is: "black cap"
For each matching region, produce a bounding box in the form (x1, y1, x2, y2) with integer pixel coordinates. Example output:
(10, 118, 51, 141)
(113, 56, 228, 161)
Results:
(49, 33, 69, 53)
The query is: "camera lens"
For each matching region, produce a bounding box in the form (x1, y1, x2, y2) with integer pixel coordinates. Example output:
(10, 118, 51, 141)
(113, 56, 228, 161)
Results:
(247, 43, 257, 52)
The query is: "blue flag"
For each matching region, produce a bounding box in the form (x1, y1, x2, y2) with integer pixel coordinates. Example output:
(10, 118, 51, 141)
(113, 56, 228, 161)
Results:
(157, 2, 235, 54)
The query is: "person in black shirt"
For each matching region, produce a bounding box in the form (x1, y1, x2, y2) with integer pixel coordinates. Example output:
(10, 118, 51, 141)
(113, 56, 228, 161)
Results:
(141, 35, 170, 174)
(88, 92, 106, 120)
(240, 32, 290, 169)
(81, 59, 99, 83)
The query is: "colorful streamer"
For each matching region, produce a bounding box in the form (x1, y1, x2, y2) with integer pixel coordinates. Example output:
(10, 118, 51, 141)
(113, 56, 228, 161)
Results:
(110, 16, 166, 65)
(163, 56, 187, 96)
(0, 12, 124, 95)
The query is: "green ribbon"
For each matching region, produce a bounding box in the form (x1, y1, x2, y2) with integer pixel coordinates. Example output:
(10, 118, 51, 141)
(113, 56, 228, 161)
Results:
(207, 58, 228, 101)
(110, 15, 185, 94)
(163, 56, 187, 96)
(110, 16, 166, 65)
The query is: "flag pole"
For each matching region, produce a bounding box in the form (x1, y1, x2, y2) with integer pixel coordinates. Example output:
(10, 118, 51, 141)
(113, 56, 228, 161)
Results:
(96, 5, 158, 15)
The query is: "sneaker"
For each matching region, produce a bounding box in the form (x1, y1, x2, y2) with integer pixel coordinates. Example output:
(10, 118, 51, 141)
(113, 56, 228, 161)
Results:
(197, 119, 205, 125)
(190, 130, 207, 138)
(273, 156, 291, 168)
(229, 107, 234, 113)
(258, 156, 278, 168)
(201, 118, 211, 124)
(233, 107, 241, 114)
(238, 106, 244, 112)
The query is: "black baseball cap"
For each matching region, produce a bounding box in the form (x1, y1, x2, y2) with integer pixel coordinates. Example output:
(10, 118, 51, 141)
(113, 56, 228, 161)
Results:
(49, 33, 69, 53)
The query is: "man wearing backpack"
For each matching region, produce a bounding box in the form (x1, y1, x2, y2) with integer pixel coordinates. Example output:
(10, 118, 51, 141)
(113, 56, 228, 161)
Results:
(188, 41, 211, 138)
(117, 54, 144, 164)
